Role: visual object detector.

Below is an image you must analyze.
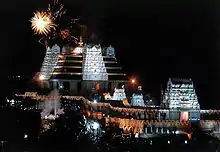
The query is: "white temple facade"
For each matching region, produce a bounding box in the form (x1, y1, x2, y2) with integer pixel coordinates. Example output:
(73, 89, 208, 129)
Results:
(40, 41, 128, 95)
(131, 93, 146, 107)
(163, 78, 200, 120)
(40, 44, 60, 80)
(112, 86, 127, 101)
(82, 44, 108, 81)
(106, 45, 115, 57)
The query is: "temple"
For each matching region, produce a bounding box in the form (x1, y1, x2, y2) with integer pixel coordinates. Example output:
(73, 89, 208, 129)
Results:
(111, 85, 127, 101)
(39, 44, 61, 81)
(162, 78, 200, 121)
(39, 38, 129, 96)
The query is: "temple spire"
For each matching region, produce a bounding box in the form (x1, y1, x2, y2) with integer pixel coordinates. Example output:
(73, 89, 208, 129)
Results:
(78, 36, 83, 46)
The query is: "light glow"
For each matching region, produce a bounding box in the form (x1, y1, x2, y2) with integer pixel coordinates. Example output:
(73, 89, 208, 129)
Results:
(24, 134, 28, 139)
(180, 112, 189, 121)
(39, 75, 45, 80)
(31, 11, 56, 35)
(92, 122, 100, 130)
(131, 79, 135, 84)
(86, 120, 100, 131)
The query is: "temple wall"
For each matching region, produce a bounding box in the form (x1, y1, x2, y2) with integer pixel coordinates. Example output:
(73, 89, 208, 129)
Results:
(39, 80, 50, 89)
(80, 80, 128, 95)
(105, 117, 191, 134)
(169, 111, 180, 120)
(69, 81, 78, 95)
(200, 120, 220, 131)
(48, 79, 129, 96)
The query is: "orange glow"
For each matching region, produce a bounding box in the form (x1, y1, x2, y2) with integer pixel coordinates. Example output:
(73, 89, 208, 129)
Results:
(180, 112, 189, 121)
(31, 11, 56, 35)
(87, 111, 91, 117)
(187, 133, 192, 140)
(131, 79, 136, 84)
(123, 98, 130, 106)
(97, 113, 103, 119)
(39, 75, 45, 80)
(95, 83, 100, 90)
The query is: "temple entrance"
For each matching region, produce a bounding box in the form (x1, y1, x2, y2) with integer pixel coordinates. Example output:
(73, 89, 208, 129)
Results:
(180, 111, 189, 121)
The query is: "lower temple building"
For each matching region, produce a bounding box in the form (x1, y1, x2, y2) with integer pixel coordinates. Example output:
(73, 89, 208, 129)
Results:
(83, 78, 202, 134)
(39, 40, 129, 96)
(162, 78, 200, 121)
(10, 77, 220, 135)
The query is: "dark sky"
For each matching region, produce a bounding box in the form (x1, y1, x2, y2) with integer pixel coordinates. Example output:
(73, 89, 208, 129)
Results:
(0, 0, 219, 108)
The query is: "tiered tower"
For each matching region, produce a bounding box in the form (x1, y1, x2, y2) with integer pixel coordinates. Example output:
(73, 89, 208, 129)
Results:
(163, 78, 200, 120)
(82, 44, 108, 81)
(131, 86, 147, 107)
(39, 44, 60, 80)
(39, 41, 129, 96)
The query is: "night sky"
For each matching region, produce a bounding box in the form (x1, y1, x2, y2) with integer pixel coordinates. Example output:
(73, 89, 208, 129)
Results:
(0, 0, 219, 108)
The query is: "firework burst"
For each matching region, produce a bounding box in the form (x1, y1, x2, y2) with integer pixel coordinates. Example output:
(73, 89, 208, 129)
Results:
(31, 11, 56, 35)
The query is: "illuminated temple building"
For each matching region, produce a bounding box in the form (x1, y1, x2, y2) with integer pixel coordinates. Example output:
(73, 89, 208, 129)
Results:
(36, 35, 213, 134)
(83, 78, 204, 134)
(39, 38, 129, 96)
(11, 77, 220, 135)
(162, 78, 200, 121)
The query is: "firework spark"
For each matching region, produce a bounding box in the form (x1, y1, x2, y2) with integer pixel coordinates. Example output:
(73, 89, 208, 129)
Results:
(47, 0, 66, 21)
(31, 12, 56, 35)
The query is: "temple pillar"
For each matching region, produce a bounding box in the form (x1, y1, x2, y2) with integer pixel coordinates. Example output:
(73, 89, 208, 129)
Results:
(158, 112, 161, 120)
(53, 81, 58, 89)
(145, 127, 148, 133)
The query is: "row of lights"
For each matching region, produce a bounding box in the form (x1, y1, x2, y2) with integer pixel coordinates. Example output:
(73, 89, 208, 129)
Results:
(39, 74, 137, 84)
(149, 139, 187, 145)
